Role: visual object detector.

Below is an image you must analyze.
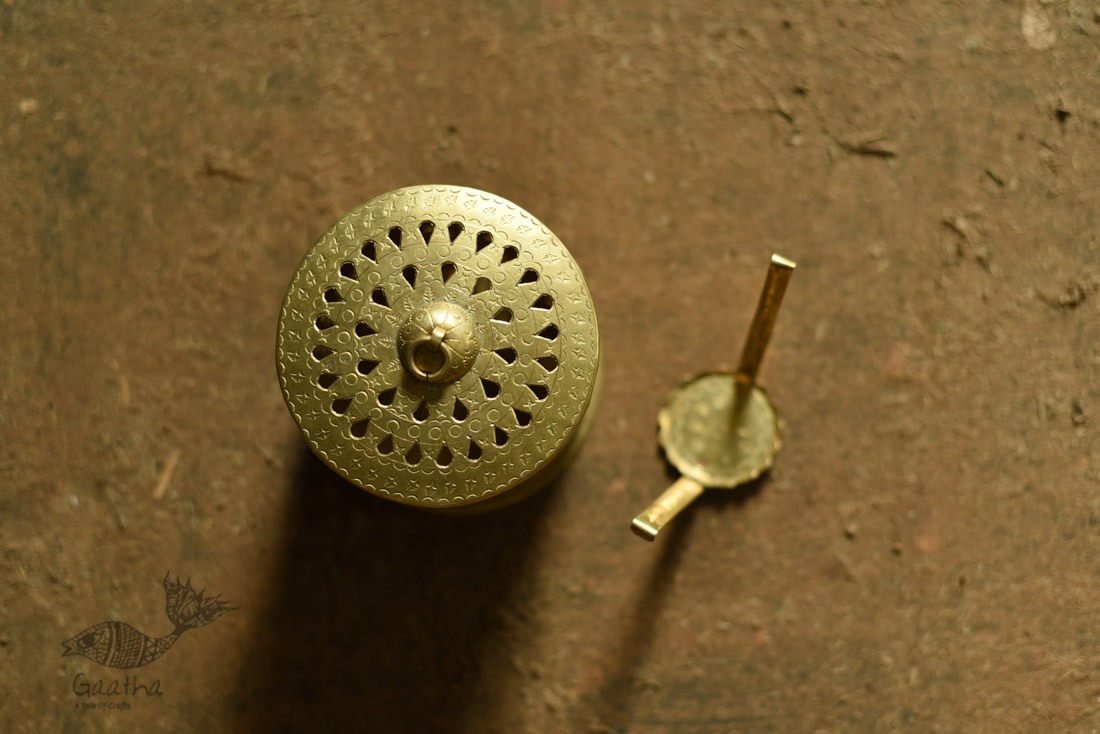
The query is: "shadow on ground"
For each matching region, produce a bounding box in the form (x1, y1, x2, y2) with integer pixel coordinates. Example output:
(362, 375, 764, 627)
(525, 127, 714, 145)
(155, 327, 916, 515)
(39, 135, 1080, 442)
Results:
(235, 447, 559, 733)
(574, 472, 768, 731)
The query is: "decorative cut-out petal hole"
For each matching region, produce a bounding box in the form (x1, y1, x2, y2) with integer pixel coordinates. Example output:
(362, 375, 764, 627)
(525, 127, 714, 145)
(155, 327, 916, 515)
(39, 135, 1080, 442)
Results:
(340, 262, 358, 280)
(494, 347, 517, 364)
(532, 294, 554, 310)
(377, 434, 394, 454)
(315, 314, 336, 330)
(357, 359, 379, 376)
(494, 426, 509, 446)
(501, 245, 519, 263)
(447, 222, 464, 242)
(436, 444, 454, 467)
(317, 373, 339, 389)
(481, 378, 500, 399)
(476, 231, 493, 251)
(312, 344, 334, 361)
(405, 442, 422, 465)
(350, 419, 370, 438)
(514, 408, 532, 426)
(362, 240, 378, 261)
(453, 398, 468, 421)
(324, 287, 342, 303)
(537, 324, 559, 340)
(413, 400, 429, 422)
(472, 277, 492, 295)
(519, 268, 539, 284)
(371, 287, 389, 307)
(491, 307, 513, 323)
(355, 322, 377, 337)
(527, 384, 549, 401)
(535, 355, 559, 372)
(402, 265, 417, 287)
(419, 220, 435, 243)
(332, 397, 352, 415)
(388, 227, 403, 247)
(378, 387, 397, 406)
(441, 261, 457, 282)
(468, 440, 482, 461)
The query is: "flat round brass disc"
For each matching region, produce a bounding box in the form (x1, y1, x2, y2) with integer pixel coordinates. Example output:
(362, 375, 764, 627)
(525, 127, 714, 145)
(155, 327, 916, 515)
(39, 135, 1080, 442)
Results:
(658, 372, 781, 489)
(277, 185, 599, 508)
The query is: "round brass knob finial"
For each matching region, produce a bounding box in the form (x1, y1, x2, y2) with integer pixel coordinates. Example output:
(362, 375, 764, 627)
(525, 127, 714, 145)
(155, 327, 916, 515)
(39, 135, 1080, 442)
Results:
(277, 185, 600, 511)
(397, 301, 480, 383)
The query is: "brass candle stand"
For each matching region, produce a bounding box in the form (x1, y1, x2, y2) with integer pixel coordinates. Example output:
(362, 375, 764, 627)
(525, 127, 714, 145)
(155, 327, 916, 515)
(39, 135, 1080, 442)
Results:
(632, 254, 796, 540)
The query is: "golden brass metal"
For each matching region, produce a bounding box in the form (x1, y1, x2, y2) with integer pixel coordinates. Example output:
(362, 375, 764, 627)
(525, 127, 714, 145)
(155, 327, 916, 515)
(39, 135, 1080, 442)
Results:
(277, 185, 600, 510)
(632, 254, 795, 540)
(737, 254, 796, 382)
(631, 477, 704, 540)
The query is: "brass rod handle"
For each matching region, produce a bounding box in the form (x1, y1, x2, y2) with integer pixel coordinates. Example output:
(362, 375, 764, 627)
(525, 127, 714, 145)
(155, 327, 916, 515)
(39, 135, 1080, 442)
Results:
(631, 477, 706, 541)
(735, 254, 796, 383)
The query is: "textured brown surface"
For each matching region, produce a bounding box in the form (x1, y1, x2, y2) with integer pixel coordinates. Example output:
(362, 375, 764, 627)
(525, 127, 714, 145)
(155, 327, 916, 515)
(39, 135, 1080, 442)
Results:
(2, 2, 1099, 732)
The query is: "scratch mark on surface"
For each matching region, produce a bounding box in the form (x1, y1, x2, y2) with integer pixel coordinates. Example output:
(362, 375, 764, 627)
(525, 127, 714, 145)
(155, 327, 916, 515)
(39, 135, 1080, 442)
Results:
(153, 449, 182, 500)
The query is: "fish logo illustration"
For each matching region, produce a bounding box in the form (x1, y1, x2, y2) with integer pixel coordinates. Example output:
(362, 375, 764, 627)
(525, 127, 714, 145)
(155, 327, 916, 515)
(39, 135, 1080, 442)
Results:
(61, 574, 233, 669)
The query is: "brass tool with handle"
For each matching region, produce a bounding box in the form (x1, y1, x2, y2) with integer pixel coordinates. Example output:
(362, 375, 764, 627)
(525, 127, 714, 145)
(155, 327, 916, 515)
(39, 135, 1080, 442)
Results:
(632, 254, 795, 540)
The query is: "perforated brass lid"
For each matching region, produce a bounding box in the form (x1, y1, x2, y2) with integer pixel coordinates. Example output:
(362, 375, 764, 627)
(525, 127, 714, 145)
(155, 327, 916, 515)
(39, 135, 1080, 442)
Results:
(277, 185, 600, 508)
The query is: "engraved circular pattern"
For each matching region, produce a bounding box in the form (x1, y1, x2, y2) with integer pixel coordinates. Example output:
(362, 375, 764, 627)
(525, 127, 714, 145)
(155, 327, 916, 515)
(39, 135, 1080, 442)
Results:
(277, 185, 600, 507)
(658, 372, 782, 489)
